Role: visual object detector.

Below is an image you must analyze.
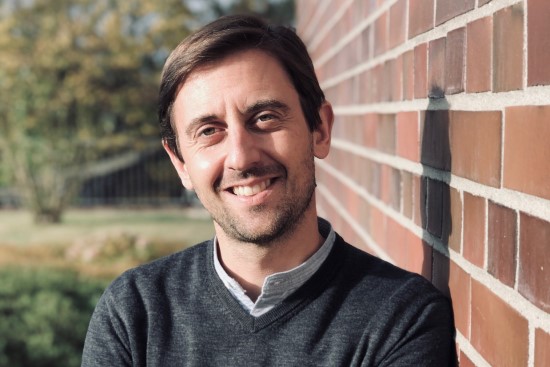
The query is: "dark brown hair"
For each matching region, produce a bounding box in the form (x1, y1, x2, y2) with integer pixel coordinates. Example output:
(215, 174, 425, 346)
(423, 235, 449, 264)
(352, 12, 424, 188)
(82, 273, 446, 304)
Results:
(158, 14, 325, 161)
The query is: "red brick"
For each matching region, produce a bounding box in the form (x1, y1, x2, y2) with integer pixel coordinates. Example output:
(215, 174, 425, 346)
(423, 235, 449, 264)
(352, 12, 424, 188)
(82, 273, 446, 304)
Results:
(431, 251, 449, 295)
(381, 60, 393, 102)
(449, 259, 471, 338)
(374, 12, 388, 56)
(389, 56, 403, 101)
(445, 27, 465, 95)
(370, 162, 381, 199)
(487, 202, 517, 287)
(363, 113, 378, 149)
(448, 187, 462, 253)
(359, 196, 371, 232)
(387, 219, 408, 266)
(535, 328, 550, 367)
(389, 0, 407, 49)
(353, 155, 367, 193)
(386, 216, 408, 266)
(390, 168, 401, 211)
(471, 280, 529, 367)
(519, 213, 550, 312)
(396, 111, 419, 161)
(420, 110, 451, 171)
(370, 206, 387, 247)
(359, 70, 370, 104)
(401, 171, 413, 219)
(402, 50, 414, 100)
(380, 165, 400, 210)
(406, 234, 432, 279)
(428, 37, 446, 94)
(466, 16, 492, 92)
(360, 158, 377, 196)
(426, 179, 450, 240)
(387, 217, 431, 278)
(412, 174, 426, 228)
(449, 110, 502, 187)
(414, 43, 428, 98)
(361, 26, 372, 62)
(493, 4, 524, 92)
(528, 0, 550, 86)
(504, 106, 550, 200)
(377, 114, 396, 154)
(463, 193, 485, 268)
(409, 0, 434, 38)
(372, 64, 385, 103)
(436, 0, 475, 25)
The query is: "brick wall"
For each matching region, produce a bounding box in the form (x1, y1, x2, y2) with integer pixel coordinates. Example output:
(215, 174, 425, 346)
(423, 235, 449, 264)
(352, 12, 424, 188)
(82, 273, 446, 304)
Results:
(296, 0, 550, 366)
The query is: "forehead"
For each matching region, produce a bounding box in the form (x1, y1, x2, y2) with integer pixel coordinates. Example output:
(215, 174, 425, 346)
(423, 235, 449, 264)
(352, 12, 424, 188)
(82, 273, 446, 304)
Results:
(174, 49, 298, 112)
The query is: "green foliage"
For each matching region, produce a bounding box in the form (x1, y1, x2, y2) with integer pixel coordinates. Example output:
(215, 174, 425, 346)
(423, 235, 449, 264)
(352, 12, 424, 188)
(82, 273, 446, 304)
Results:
(191, 0, 295, 25)
(0, 267, 107, 367)
(0, 0, 193, 222)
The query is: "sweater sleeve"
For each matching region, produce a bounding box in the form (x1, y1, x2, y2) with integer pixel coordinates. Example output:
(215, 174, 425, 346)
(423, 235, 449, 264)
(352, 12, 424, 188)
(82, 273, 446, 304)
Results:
(81, 286, 133, 367)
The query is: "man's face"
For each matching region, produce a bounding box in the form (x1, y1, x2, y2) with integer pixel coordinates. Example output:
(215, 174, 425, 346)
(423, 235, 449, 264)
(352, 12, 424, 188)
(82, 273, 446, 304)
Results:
(165, 49, 332, 245)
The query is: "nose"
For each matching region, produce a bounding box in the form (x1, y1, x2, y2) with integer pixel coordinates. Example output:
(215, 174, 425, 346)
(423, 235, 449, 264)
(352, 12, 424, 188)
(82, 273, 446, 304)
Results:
(225, 124, 261, 171)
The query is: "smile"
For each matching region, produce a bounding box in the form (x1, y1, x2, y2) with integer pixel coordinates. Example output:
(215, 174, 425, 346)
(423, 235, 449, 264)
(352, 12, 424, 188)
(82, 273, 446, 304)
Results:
(232, 179, 272, 197)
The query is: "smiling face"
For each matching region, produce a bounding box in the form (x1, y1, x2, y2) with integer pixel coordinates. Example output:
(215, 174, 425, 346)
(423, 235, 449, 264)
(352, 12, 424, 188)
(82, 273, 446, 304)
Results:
(164, 49, 333, 246)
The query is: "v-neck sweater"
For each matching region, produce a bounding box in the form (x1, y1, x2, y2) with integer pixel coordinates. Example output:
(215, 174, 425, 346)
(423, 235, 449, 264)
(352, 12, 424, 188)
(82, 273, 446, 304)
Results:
(82, 233, 456, 366)
(213, 218, 335, 316)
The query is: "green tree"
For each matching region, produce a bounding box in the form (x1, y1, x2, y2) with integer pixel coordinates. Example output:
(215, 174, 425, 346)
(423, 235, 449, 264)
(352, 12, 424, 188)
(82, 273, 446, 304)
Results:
(0, 0, 294, 223)
(0, 0, 192, 223)
(189, 0, 294, 25)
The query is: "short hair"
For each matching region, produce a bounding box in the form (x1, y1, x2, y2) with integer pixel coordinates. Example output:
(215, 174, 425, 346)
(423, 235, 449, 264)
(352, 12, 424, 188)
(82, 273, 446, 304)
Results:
(158, 14, 325, 161)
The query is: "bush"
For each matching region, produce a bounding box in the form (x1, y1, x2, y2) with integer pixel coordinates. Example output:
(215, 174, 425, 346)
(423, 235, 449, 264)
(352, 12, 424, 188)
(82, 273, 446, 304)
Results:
(65, 231, 153, 263)
(0, 267, 107, 367)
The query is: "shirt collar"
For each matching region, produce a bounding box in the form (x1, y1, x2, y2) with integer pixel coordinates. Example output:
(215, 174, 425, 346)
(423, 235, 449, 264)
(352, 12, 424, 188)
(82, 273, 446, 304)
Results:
(213, 217, 335, 317)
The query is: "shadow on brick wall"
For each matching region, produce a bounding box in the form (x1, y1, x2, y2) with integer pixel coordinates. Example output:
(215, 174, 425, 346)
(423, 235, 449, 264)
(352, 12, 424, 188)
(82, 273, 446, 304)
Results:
(420, 86, 452, 298)
(420, 86, 457, 364)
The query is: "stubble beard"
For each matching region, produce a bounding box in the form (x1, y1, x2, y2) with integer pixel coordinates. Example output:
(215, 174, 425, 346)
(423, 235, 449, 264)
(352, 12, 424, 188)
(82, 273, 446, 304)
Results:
(208, 155, 317, 247)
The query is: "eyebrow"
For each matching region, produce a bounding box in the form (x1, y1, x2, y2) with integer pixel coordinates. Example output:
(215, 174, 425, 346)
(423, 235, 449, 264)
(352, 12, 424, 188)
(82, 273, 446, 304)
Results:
(184, 99, 290, 137)
(244, 99, 290, 116)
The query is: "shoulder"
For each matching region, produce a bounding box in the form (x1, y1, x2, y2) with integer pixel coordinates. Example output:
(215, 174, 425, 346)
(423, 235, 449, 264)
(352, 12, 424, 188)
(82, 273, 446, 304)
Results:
(327, 236, 456, 364)
(332, 235, 448, 309)
(102, 240, 211, 306)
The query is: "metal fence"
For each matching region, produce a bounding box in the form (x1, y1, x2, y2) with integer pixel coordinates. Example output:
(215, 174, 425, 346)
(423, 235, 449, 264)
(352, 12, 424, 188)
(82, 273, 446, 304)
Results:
(0, 148, 195, 208)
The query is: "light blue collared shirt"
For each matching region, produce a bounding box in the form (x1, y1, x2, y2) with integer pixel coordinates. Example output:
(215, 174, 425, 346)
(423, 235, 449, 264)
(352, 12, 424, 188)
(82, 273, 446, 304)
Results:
(213, 218, 335, 317)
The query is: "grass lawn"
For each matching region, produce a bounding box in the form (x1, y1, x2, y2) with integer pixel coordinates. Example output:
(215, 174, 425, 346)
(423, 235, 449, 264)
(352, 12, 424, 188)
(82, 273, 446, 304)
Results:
(0, 207, 215, 279)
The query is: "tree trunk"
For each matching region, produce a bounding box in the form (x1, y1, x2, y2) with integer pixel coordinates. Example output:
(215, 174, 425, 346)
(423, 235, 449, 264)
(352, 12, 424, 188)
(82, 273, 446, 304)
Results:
(34, 208, 62, 224)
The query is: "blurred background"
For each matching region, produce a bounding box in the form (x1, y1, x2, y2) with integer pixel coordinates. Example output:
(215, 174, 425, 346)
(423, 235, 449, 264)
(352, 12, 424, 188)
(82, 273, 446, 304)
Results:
(0, 0, 293, 365)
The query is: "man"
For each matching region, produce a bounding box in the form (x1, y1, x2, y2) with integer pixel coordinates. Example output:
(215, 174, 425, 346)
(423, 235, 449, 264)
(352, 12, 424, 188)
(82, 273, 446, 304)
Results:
(82, 14, 456, 366)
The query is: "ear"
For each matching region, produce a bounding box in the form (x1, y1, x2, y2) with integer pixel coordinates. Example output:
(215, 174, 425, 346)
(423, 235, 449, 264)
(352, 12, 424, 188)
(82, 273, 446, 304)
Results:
(312, 101, 334, 159)
(162, 139, 194, 190)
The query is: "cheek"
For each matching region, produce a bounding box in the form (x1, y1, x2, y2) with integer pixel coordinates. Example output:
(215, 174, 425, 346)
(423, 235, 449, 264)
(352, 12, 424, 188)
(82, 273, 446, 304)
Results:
(187, 150, 224, 183)
(266, 130, 311, 158)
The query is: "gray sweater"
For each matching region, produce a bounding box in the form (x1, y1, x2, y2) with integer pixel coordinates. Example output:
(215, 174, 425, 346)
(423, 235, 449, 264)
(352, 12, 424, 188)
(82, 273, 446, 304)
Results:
(82, 234, 456, 366)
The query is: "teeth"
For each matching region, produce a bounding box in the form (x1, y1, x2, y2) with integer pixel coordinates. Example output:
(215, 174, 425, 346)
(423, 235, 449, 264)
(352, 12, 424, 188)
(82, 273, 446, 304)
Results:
(233, 179, 271, 196)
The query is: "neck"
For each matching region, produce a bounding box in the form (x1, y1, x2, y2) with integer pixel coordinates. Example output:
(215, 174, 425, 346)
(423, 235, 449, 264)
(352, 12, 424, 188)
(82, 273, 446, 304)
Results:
(215, 213, 323, 302)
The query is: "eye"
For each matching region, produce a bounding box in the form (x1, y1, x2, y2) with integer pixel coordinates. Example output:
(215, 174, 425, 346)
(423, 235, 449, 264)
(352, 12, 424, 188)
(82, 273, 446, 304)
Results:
(199, 127, 218, 136)
(257, 113, 275, 122)
(250, 112, 284, 133)
(194, 125, 225, 145)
